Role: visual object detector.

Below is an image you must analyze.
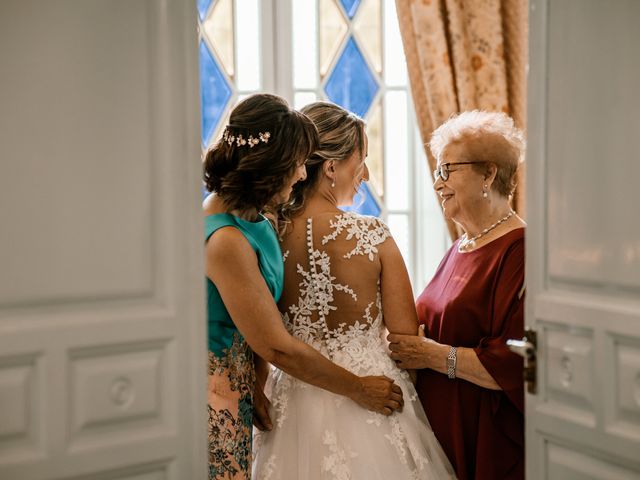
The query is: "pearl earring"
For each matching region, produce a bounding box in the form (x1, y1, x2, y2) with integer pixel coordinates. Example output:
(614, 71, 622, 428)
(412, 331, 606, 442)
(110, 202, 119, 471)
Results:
(482, 184, 488, 198)
(331, 178, 336, 188)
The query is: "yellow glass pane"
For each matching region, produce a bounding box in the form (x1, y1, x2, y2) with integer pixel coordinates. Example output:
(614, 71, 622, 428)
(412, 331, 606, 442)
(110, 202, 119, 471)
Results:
(354, 0, 381, 73)
(203, 0, 234, 78)
(365, 101, 384, 199)
(320, 0, 348, 78)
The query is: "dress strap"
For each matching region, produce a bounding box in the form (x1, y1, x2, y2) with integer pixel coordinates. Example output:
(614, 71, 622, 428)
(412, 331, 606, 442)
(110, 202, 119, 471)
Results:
(205, 214, 239, 242)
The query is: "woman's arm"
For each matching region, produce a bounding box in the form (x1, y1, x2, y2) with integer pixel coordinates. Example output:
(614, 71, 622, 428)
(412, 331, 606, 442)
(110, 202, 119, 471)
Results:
(379, 236, 419, 336)
(253, 354, 272, 431)
(207, 227, 404, 415)
(379, 234, 419, 382)
(388, 237, 524, 393)
(254, 354, 270, 389)
(387, 331, 500, 390)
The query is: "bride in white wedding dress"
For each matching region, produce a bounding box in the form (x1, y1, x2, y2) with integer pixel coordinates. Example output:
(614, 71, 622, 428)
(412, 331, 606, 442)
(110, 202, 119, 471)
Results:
(252, 102, 456, 480)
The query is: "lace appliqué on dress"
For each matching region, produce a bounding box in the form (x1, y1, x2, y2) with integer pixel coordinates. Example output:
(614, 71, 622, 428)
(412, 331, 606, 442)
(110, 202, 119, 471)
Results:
(254, 454, 277, 480)
(321, 213, 391, 261)
(384, 416, 431, 477)
(254, 212, 456, 479)
(322, 431, 358, 480)
(272, 215, 394, 431)
(270, 367, 295, 428)
(282, 219, 358, 351)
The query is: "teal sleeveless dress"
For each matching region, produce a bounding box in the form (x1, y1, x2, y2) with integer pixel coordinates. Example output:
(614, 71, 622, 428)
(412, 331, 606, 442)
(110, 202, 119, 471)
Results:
(205, 213, 284, 480)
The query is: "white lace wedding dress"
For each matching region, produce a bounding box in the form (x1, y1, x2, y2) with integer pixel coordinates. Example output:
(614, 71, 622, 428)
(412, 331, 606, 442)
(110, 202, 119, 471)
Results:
(252, 212, 456, 479)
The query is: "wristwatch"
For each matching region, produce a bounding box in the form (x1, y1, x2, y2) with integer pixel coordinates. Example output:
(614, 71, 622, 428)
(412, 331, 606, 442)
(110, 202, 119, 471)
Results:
(447, 346, 458, 379)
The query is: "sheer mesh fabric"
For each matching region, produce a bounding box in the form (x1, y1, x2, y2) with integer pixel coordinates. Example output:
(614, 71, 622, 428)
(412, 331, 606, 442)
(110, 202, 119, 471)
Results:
(278, 212, 391, 353)
(252, 211, 457, 479)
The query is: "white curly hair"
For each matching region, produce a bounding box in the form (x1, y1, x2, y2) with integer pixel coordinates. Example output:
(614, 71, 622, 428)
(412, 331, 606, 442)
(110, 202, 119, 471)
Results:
(429, 110, 526, 196)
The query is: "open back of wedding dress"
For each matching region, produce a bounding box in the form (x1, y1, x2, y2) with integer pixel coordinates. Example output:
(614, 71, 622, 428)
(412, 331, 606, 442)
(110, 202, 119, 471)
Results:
(252, 212, 456, 479)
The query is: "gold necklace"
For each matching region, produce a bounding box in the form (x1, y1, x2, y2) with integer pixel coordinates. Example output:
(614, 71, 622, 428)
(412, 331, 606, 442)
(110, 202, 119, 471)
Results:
(458, 210, 515, 252)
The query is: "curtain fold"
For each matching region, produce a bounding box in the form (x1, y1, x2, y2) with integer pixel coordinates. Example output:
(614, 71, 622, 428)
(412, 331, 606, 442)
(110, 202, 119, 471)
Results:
(396, 0, 528, 240)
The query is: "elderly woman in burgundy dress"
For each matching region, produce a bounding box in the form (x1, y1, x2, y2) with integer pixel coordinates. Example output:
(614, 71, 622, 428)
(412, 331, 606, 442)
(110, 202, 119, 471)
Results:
(388, 110, 526, 480)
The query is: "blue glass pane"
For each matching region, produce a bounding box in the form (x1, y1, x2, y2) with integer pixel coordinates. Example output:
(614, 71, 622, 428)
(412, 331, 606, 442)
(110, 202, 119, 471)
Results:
(340, 0, 361, 19)
(199, 40, 232, 146)
(197, 0, 214, 21)
(324, 36, 379, 118)
(341, 183, 382, 217)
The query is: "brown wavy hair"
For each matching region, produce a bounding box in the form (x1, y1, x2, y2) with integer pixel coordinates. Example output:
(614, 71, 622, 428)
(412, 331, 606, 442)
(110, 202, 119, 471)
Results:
(203, 93, 319, 213)
(277, 101, 365, 235)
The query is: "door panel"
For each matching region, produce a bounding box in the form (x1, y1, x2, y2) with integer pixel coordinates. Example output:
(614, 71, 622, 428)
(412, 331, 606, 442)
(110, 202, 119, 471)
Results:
(546, 442, 639, 480)
(0, 1, 206, 478)
(527, 0, 640, 477)
(545, 0, 640, 292)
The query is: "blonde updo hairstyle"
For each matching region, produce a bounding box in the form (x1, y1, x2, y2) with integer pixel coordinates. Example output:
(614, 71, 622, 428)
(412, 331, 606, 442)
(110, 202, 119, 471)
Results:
(277, 101, 365, 234)
(429, 110, 525, 197)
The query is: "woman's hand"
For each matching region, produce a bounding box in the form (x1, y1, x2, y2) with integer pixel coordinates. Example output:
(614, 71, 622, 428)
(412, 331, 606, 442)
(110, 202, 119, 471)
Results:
(253, 386, 273, 431)
(350, 376, 404, 416)
(387, 327, 448, 372)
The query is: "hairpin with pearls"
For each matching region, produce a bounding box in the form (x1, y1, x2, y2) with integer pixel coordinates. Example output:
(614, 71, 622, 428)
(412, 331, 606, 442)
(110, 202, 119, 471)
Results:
(223, 128, 271, 148)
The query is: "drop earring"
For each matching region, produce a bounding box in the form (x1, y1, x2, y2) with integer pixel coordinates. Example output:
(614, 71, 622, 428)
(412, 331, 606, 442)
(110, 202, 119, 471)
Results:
(329, 162, 336, 188)
(482, 184, 488, 198)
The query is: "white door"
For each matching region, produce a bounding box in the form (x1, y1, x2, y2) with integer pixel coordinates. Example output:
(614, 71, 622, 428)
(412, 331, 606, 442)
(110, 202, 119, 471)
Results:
(0, 1, 207, 479)
(526, 0, 640, 478)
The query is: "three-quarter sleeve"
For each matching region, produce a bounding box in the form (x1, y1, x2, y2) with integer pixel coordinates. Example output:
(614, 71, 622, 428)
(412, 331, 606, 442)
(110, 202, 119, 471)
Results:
(473, 239, 525, 413)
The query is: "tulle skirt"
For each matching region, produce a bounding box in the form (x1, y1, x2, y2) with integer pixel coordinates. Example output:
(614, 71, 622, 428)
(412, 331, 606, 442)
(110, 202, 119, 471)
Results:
(252, 339, 456, 480)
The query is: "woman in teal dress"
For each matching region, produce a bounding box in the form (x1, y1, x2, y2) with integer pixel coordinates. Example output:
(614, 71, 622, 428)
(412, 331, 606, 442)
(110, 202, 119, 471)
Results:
(203, 94, 405, 479)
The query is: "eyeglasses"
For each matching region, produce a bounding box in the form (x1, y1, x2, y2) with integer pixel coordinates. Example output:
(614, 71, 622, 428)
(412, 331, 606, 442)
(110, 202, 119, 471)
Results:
(433, 161, 479, 182)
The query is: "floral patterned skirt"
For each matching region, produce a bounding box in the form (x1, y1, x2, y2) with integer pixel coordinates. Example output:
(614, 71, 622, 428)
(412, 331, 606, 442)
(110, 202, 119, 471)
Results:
(208, 336, 255, 479)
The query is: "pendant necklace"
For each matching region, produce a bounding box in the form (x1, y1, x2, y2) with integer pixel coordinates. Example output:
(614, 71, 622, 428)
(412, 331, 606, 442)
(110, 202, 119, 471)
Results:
(458, 210, 515, 252)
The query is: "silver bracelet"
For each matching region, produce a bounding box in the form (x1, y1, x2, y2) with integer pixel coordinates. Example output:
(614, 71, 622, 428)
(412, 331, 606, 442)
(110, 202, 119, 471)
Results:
(447, 346, 458, 379)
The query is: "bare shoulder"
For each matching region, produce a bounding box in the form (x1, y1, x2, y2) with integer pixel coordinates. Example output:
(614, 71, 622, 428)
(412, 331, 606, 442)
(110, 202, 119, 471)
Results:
(202, 192, 225, 216)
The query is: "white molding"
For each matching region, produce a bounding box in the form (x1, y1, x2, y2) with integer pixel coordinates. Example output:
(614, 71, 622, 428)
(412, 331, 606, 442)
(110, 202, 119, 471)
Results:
(525, 0, 549, 476)
(271, 0, 294, 102)
(260, 0, 276, 94)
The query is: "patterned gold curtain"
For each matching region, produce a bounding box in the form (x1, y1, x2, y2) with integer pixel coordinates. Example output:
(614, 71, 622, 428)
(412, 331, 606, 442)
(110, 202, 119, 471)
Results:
(395, 0, 528, 240)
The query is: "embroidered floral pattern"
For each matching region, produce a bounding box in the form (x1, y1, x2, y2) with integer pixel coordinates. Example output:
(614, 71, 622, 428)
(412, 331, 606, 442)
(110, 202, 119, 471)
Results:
(270, 367, 295, 428)
(208, 334, 255, 479)
(385, 416, 409, 465)
(322, 431, 358, 479)
(322, 214, 391, 261)
(208, 406, 251, 479)
(253, 212, 451, 478)
(382, 415, 431, 477)
(254, 454, 277, 480)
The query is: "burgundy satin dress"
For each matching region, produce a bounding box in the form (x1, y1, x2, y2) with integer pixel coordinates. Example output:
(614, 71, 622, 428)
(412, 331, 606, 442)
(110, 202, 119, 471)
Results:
(416, 228, 525, 480)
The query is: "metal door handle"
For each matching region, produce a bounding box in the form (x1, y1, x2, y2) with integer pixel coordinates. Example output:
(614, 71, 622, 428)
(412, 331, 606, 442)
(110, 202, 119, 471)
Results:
(507, 327, 538, 394)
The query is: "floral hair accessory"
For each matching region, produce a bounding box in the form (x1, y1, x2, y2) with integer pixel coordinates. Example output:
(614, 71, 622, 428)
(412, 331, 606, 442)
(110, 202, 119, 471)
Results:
(223, 127, 271, 148)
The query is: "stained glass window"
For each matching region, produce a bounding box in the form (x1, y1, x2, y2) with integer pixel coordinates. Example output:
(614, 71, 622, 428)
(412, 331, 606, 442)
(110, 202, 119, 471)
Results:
(197, 0, 448, 287)
(198, 0, 262, 149)
(292, 0, 425, 278)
